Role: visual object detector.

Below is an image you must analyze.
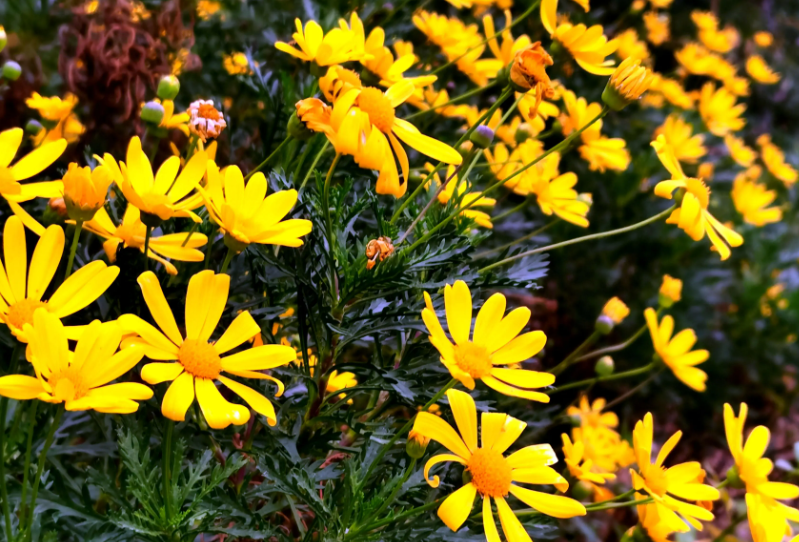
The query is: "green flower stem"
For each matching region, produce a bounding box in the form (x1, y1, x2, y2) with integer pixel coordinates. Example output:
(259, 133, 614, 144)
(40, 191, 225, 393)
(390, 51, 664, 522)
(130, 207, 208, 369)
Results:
(0, 345, 21, 541)
(548, 362, 658, 395)
(604, 368, 663, 410)
(716, 478, 730, 490)
(478, 204, 677, 274)
(549, 331, 602, 376)
(299, 140, 330, 193)
(220, 246, 235, 274)
(163, 421, 174, 520)
(345, 498, 442, 540)
(143, 226, 152, 272)
(17, 400, 39, 534)
(360, 458, 417, 528)
(577, 308, 664, 362)
(64, 220, 83, 279)
(390, 87, 514, 225)
(181, 222, 199, 248)
(404, 80, 500, 121)
(473, 219, 560, 260)
(491, 196, 533, 223)
(25, 404, 64, 541)
(585, 497, 653, 512)
(292, 135, 316, 183)
(244, 135, 292, 182)
(323, 153, 342, 303)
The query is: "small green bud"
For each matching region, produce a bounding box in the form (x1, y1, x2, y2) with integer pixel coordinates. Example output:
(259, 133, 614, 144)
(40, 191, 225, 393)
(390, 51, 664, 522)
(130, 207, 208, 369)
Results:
(571, 480, 593, 501)
(595, 314, 615, 335)
(406, 433, 429, 459)
(601, 83, 629, 112)
(569, 414, 582, 427)
(156, 75, 180, 100)
(2, 60, 22, 81)
(287, 111, 313, 141)
(514, 125, 531, 144)
(470, 125, 495, 149)
(726, 465, 744, 489)
(25, 119, 43, 136)
(595, 356, 614, 376)
(141, 101, 165, 125)
(658, 293, 674, 309)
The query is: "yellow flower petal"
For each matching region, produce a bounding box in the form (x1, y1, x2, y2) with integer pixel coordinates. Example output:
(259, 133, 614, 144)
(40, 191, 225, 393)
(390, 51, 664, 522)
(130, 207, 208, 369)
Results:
(491, 331, 547, 365)
(495, 495, 532, 542)
(508, 485, 586, 518)
(218, 375, 277, 426)
(447, 388, 478, 452)
(0, 128, 23, 168)
(185, 270, 229, 342)
(220, 344, 296, 372)
(444, 280, 472, 345)
(437, 482, 477, 531)
(161, 371, 195, 422)
(413, 411, 471, 459)
(486, 307, 531, 353)
(484, 497, 502, 542)
(214, 311, 261, 354)
(27, 225, 64, 302)
(47, 261, 119, 317)
(141, 362, 184, 384)
(117, 315, 180, 358)
(10, 139, 67, 181)
(137, 271, 183, 346)
(195, 377, 249, 429)
(0, 374, 45, 400)
(4, 216, 27, 303)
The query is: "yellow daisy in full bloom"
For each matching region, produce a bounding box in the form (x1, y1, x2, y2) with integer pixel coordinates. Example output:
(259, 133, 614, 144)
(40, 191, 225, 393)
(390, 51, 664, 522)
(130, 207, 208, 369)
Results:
(0, 127, 67, 234)
(746, 55, 781, 84)
(104, 136, 207, 225)
(732, 169, 782, 227)
(275, 14, 369, 67)
(413, 389, 586, 540)
(645, 308, 709, 391)
(120, 271, 296, 428)
(631, 413, 720, 534)
(421, 280, 555, 401)
(541, 0, 617, 75)
(652, 135, 743, 260)
(654, 115, 706, 164)
(0, 310, 151, 413)
(425, 164, 496, 229)
(615, 28, 649, 61)
(521, 157, 590, 228)
(0, 216, 119, 343)
(698, 82, 746, 137)
(725, 134, 757, 167)
(361, 19, 436, 90)
(198, 162, 312, 251)
(81, 204, 207, 275)
(757, 134, 798, 186)
(560, 90, 630, 172)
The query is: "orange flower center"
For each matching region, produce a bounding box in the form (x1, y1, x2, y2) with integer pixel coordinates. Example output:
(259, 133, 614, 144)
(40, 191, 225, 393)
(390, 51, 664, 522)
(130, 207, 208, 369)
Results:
(49, 368, 87, 402)
(684, 178, 710, 209)
(178, 339, 222, 379)
(645, 465, 669, 497)
(196, 102, 223, 121)
(7, 299, 47, 331)
(358, 87, 395, 133)
(453, 342, 493, 379)
(467, 448, 513, 497)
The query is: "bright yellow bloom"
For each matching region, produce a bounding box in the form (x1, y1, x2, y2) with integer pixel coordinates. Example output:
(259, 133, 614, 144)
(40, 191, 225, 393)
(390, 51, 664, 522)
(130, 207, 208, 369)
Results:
(654, 115, 706, 164)
(567, 397, 634, 474)
(725, 134, 757, 167)
(561, 433, 616, 488)
(196, 0, 221, 19)
(648, 74, 694, 109)
(660, 275, 682, 304)
(60, 162, 113, 221)
(757, 134, 798, 186)
(199, 162, 312, 250)
(747, 55, 780, 84)
(615, 28, 649, 61)
(567, 396, 618, 430)
(632, 413, 720, 533)
(675, 43, 735, 80)
(699, 82, 746, 136)
(605, 57, 654, 106)
(361, 22, 436, 89)
(645, 308, 709, 391)
(643, 11, 670, 46)
(560, 90, 630, 172)
(275, 14, 369, 66)
(26, 92, 85, 146)
(82, 205, 207, 276)
(413, 389, 586, 538)
(579, 137, 631, 173)
(692, 12, 739, 53)
(425, 164, 495, 229)
(422, 280, 555, 401)
(0, 128, 67, 234)
(560, 90, 603, 143)
(725, 75, 752, 97)
(0, 217, 119, 343)
(106, 137, 206, 224)
(529, 169, 589, 227)
(483, 10, 532, 68)
(602, 297, 629, 324)
(732, 171, 782, 227)
(121, 270, 296, 428)
(542, 0, 617, 75)
(0, 311, 151, 413)
(154, 99, 190, 136)
(223, 52, 253, 75)
(754, 31, 774, 48)
(746, 493, 799, 542)
(637, 496, 682, 542)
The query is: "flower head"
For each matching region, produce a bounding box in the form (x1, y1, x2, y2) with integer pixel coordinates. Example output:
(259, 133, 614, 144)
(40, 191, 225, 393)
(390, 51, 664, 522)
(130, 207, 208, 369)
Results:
(643, 11, 670, 45)
(567, 396, 618, 430)
(188, 100, 227, 142)
(725, 134, 757, 167)
(757, 134, 797, 186)
(615, 29, 649, 61)
(645, 308, 709, 391)
(425, 164, 495, 229)
(26, 93, 84, 146)
(223, 52, 253, 75)
(413, 389, 585, 537)
(747, 55, 780, 84)
(561, 433, 616, 487)
(0, 311, 151, 412)
(603, 58, 654, 110)
(120, 270, 296, 428)
(61, 162, 113, 221)
(602, 297, 629, 324)
(654, 115, 706, 164)
(732, 170, 782, 227)
(659, 275, 682, 305)
(754, 31, 773, 48)
(698, 82, 746, 137)
(0, 217, 119, 343)
(542, 0, 617, 75)
(422, 280, 554, 401)
(509, 42, 554, 95)
(275, 15, 369, 67)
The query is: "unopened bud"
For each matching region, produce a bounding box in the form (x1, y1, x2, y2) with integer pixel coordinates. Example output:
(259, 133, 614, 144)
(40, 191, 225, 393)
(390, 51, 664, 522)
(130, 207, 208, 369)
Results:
(25, 119, 43, 136)
(2, 60, 22, 81)
(595, 356, 614, 376)
(287, 111, 313, 141)
(514, 125, 532, 144)
(406, 430, 430, 459)
(602, 58, 653, 111)
(157, 75, 180, 100)
(141, 101, 165, 125)
(595, 314, 615, 335)
(726, 465, 744, 489)
(572, 480, 594, 501)
(470, 125, 495, 149)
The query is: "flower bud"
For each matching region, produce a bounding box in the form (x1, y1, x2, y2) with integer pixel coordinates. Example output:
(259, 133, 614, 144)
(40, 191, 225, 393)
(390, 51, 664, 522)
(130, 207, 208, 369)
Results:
(571, 480, 594, 501)
(287, 111, 313, 141)
(2, 60, 22, 81)
(406, 430, 430, 459)
(24, 119, 43, 136)
(470, 125, 495, 149)
(62, 163, 114, 222)
(595, 314, 615, 335)
(0, 26, 7, 53)
(597, 297, 629, 334)
(659, 274, 682, 308)
(157, 75, 180, 100)
(514, 125, 532, 144)
(141, 100, 165, 125)
(595, 356, 614, 376)
(509, 42, 555, 94)
(602, 58, 653, 111)
(726, 465, 744, 489)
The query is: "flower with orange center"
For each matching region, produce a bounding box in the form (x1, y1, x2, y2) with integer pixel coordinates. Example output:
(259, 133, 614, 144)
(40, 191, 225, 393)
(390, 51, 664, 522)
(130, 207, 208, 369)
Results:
(0, 311, 151, 413)
(413, 389, 586, 539)
(631, 413, 720, 535)
(188, 99, 227, 142)
(652, 135, 743, 260)
(645, 308, 709, 392)
(541, 0, 618, 75)
(120, 270, 296, 428)
(422, 280, 554, 402)
(0, 216, 119, 343)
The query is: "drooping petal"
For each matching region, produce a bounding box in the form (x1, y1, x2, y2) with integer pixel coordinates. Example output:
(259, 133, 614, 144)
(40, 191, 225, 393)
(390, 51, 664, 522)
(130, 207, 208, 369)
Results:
(0, 374, 45, 400)
(220, 344, 296, 372)
(161, 371, 195, 422)
(495, 496, 532, 542)
(509, 485, 587, 518)
(448, 388, 478, 452)
(195, 377, 250, 429)
(27, 225, 65, 301)
(445, 281, 472, 345)
(137, 271, 183, 346)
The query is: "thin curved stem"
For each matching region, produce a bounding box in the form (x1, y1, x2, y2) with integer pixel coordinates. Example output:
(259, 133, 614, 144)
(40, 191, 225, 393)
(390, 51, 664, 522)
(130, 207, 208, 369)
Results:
(143, 226, 152, 272)
(64, 220, 83, 279)
(323, 154, 342, 303)
(549, 331, 601, 376)
(25, 405, 64, 540)
(604, 368, 663, 410)
(577, 309, 664, 362)
(17, 400, 38, 533)
(473, 219, 560, 260)
(548, 362, 658, 394)
(479, 204, 677, 274)
(491, 196, 533, 223)
(299, 140, 330, 193)
(220, 247, 235, 274)
(405, 80, 500, 121)
(244, 135, 292, 181)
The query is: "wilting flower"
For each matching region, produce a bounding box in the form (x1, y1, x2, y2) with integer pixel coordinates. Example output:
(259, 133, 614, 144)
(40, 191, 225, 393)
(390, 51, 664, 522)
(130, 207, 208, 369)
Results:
(698, 82, 746, 137)
(0, 311, 151, 412)
(659, 275, 682, 305)
(120, 271, 296, 428)
(413, 389, 586, 538)
(188, 99, 227, 142)
(60, 162, 113, 222)
(652, 135, 743, 260)
(602, 58, 654, 110)
(732, 170, 782, 227)
(655, 115, 706, 164)
(365, 236, 395, 270)
(82, 205, 207, 275)
(421, 280, 555, 401)
(746, 55, 780, 84)
(105, 137, 207, 225)
(223, 52, 253, 75)
(757, 134, 797, 186)
(199, 162, 312, 251)
(725, 134, 757, 167)
(632, 413, 720, 534)
(0, 127, 67, 234)
(25, 92, 85, 146)
(645, 308, 709, 391)
(0, 217, 119, 343)
(542, 0, 617, 75)
(643, 11, 670, 45)
(275, 14, 369, 67)
(425, 164, 495, 229)
(509, 42, 555, 100)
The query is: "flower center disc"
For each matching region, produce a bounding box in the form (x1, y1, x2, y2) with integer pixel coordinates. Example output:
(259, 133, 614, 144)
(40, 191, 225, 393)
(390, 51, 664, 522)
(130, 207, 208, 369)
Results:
(7, 299, 47, 331)
(178, 339, 222, 379)
(196, 103, 223, 121)
(467, 448, 513, 497)
(50, 369, 86, 402)
(454, 342, 493, 379)
(684, 178, 710, 209)
(358, 87, 395, 133)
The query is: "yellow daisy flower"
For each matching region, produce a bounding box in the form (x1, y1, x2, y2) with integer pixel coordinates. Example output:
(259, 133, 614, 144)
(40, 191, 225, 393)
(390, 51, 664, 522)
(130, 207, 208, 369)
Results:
(541, 0, 617, 75)
(81, 204, 207, 276)
(647, 74, 694, 110)
(425, 164, 496, 229)
(698, 82, 746, 137)
(223, 52, 253, 75)
(421, 280, 554, 401)
(59, 162, 113, 222)
(654, 115, 706, 164)
(725, 134, 757, 167)
(754, 31, 774, 48)
(659, 275, 682, 305)
(652, 135, 743, 260)
(561, 433, 616, 487)
(105, 136, 207, 225)
(560, 90, 631, 172)
(0, 216, 119, 343)
(732, 170, 782, 227)
(25, 92, 86, 146)
(579, 137, 631, 173)
(567, 396, 619, 430)
(275, 14, 369, 66)
(746, 493, 799, 542)
(615, 28, 650, 61)
(199, 162, 312, 251)
(632, 413, 720, 533)
(120, 270, 296, 428)
(725, 75, 752, 97)
(746, 55, 780, 84)
(483, 10, 532, 69)
(645, 308, 709, 391)
(0, 311, 151, 413)
(413, 388, 586, 539)
(361, 21, 436, 89)
(637, 497, 682, 542)
(643, 11, 670, 46)
(757, 134, 797, 186)
(519, 154, 589, 227)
